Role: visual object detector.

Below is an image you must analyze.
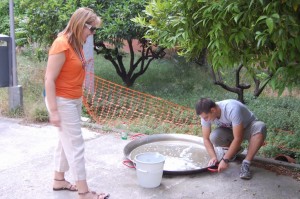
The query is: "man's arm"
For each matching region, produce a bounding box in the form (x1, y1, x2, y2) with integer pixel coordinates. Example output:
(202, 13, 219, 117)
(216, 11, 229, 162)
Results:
(202, 126, 217, 165)
(218, 123, 244, 172)
(223, 123, 244, 160)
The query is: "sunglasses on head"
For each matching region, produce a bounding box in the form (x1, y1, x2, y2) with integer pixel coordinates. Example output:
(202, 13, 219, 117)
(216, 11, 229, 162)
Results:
(85, 23, 98, 33)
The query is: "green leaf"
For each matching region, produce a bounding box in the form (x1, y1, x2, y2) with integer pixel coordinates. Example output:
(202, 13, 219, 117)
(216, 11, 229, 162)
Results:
(295, 37, 300, 51)
(278, 50, 283, 61)
(266, 18, 274, 33)
(271, 13, 280, 19)
(256, 16, 267, 24)
(270, 79, 276, 90)
(277, 86, 285, 96)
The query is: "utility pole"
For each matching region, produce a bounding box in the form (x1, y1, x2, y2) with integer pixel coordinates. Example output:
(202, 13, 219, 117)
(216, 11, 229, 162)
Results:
(9, 0, 23, 111)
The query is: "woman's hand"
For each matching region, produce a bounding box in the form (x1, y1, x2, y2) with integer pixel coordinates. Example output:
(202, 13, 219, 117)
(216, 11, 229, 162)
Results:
(50, 110, 61, 128)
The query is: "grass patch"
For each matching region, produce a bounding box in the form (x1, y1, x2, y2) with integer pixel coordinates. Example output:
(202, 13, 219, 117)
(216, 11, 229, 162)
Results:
(0, 49, 47, 122)
(94, 54, 236, 107)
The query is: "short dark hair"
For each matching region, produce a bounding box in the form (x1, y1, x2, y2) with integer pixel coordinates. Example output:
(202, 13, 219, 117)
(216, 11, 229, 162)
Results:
(195, 98, 216, 115)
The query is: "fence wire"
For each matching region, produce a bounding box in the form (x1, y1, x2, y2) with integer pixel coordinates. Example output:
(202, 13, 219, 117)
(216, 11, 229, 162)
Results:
(82, 72, 200, 133)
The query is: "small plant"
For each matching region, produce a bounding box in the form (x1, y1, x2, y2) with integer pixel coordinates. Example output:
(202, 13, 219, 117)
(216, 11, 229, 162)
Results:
(0, 88, 9, 115)
(81, 105, 92, 120)
(101, 125, 113, 132)
(20, 44, 48, 62)
(32, 107, 48, 122)
(7, 106, 24, 118)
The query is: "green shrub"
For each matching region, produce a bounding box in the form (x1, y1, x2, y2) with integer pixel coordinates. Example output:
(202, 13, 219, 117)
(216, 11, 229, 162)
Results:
(31, 107, 48, 122)
(0, 0, 9, 35)
(7, 106, 24, 118)
(248, 97, 300, 163)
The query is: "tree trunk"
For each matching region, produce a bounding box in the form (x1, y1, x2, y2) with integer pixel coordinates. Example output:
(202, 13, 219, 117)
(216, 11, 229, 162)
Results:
(194, 47, 207, 66)
(94, 39, 165, 87)
(253, 72, 273, 98)
(210, 64, 250, 104)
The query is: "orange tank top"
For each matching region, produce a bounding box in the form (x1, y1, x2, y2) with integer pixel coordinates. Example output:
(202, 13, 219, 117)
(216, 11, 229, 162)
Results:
(49, 35, 85, 99)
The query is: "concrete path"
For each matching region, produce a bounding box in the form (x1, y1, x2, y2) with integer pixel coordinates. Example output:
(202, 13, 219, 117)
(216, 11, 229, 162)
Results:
(0, 117, 299, 199)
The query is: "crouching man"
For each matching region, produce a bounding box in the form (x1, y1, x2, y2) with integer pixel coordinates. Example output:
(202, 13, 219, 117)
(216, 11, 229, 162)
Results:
(195, 98, 267, 179)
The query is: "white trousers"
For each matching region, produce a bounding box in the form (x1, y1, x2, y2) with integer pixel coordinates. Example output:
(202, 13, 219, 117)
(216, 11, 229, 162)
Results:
(46, 96, 86, 181)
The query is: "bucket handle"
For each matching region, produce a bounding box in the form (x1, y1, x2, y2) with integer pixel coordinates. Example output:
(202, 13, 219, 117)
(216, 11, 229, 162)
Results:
(123, 159, 136, 168)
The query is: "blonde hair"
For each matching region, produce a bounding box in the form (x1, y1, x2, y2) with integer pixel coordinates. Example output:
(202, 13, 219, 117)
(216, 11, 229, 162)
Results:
(59, 7, 102, 53)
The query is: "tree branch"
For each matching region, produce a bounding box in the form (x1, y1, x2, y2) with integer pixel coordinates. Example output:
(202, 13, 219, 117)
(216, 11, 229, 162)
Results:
(253, 72, 273, 97)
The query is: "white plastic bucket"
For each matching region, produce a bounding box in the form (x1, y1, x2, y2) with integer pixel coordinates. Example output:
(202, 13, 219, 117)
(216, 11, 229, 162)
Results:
(134, 152, 165, 188)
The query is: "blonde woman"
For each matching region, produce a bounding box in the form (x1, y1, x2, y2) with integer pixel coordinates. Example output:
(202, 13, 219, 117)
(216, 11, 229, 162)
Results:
(45, 7, 109, 199)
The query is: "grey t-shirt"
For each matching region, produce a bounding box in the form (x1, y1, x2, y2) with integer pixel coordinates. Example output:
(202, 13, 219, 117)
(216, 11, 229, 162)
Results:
(201, 99, 256, 129)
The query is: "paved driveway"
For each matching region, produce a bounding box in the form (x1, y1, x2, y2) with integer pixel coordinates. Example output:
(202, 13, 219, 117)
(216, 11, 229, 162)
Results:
(0, 117, 299, 199)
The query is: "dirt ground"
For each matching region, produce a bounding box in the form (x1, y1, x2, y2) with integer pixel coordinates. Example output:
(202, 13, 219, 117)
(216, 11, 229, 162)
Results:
(252, 161, 300, 181)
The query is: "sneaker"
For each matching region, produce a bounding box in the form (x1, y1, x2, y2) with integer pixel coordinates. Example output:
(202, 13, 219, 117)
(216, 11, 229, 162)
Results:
(240, 162, 252, 180)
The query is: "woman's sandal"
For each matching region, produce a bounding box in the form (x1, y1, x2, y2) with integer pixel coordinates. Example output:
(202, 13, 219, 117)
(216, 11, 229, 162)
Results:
(53, 178, 78, 192)
(78, 191, 110, 199)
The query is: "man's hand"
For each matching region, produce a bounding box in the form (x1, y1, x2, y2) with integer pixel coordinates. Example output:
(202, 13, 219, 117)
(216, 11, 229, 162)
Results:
(208, 157, 218, 166)
(202, 126, 219, 167)
(218, 159, 229, 172)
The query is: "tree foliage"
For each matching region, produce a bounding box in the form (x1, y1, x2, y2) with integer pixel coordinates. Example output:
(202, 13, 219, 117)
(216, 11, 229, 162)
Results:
(2, 0, 165, 87)
(93, 0, 165, 87)
(0, 0, 10, 36)
(15, 0, 98, 45)
(134, 0, 300, 97)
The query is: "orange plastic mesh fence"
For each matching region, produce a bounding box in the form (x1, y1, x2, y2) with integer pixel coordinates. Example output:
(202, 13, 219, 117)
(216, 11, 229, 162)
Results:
(82, 72, 200, 131)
